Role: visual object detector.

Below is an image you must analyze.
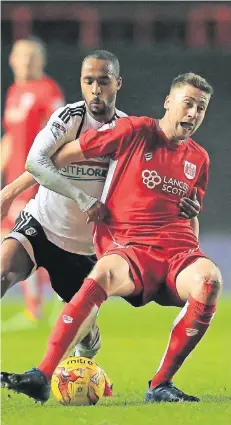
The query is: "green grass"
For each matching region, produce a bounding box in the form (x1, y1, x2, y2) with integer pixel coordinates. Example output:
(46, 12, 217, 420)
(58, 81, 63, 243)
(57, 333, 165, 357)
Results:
(1, 297, 231, 425)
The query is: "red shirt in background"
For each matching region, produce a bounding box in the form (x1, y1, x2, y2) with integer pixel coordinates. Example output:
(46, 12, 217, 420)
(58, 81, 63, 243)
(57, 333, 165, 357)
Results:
(2, 76, 64, 230)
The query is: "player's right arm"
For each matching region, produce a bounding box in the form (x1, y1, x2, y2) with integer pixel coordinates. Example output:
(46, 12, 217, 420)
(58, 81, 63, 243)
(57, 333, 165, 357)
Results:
(191, 216, 199, 239)
(25, 106, 99, 214)
(26, 116, 134, 218)
(52, 118, 134, 168)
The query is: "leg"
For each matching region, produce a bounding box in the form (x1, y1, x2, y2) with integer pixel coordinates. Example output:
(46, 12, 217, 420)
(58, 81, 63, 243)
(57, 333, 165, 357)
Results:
(1, 211, 45, 320)
(73, 320, 101, 358)
(147, 258, 222, 402)
(51, 252, 113, 397)
(38, 254, 135, 378)
(47, 252, 101, 360)
(1, 254, 135, 402)
(1, 238, 34, 297)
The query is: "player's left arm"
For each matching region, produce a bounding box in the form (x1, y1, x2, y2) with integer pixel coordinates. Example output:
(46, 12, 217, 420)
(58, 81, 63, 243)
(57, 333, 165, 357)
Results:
(179, 187, 201, 219)
(27, 117, 133, 223)
(190, 216, 199, 239)
(185, 155, 210, 224)
(50, 118, 134, 222)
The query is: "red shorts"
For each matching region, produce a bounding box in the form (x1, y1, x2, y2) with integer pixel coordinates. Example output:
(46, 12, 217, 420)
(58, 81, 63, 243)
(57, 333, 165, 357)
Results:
(94, 225, 208, 308)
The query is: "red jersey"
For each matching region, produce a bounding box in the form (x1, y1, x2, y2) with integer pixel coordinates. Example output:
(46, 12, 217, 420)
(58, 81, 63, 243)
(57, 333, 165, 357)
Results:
(80, 116, 210, 255)
(3, 76, 64, 184)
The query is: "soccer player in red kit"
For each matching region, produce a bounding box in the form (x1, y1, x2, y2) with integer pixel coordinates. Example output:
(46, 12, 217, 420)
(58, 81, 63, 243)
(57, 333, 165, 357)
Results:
(1, 36, 64, 320)
(1, 73, 222, 403)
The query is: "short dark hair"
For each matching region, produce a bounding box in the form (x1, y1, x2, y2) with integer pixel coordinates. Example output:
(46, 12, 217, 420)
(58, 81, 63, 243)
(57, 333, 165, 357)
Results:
(171, 72, 214, 95)
(82, 50, 120, 78)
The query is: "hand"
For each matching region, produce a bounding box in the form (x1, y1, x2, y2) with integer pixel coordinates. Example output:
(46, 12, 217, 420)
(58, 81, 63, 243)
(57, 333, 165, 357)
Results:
(0, 187, 14, 221)
(179, 187, 200, 219)
(85, 201, 110, 224)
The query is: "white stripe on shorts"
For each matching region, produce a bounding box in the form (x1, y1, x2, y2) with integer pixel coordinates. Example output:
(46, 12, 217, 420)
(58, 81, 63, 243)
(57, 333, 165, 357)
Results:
(12, 211, 32, 232)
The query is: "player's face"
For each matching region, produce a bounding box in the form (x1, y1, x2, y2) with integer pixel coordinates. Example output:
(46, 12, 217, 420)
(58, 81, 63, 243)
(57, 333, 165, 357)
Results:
(9, 41, 45, 81)
(164, 85, 210, 140)
(81, 58, 122, 120)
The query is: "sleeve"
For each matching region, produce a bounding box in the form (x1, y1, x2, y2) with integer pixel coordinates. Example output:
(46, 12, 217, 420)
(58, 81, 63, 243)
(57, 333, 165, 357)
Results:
(79, 117, 134, 159)
(28, 106, 69, 160)
(194, 154, 210, 209)
(25, 106, 98, 213)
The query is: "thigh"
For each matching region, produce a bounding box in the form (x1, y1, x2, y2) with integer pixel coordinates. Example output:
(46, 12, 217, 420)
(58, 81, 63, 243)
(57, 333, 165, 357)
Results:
(89, 253, 135, 297)
(1, 211, 46, 294)
(45, 246, 97, 302)
(1, 238, 34, 294)
(3, 210, 49, 271)
(98, 244, 167, 305)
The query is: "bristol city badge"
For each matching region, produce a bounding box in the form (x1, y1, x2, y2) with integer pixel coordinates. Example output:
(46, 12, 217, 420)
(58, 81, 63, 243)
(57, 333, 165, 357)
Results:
(184, 161, 197, 180)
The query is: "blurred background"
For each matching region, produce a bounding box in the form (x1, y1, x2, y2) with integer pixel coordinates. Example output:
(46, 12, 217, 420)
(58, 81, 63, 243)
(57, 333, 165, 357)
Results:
(1, 1, 231, 319)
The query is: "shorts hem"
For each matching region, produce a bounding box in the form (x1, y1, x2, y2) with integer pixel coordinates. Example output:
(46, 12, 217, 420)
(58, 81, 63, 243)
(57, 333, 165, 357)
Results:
(102, 250, 143, 296)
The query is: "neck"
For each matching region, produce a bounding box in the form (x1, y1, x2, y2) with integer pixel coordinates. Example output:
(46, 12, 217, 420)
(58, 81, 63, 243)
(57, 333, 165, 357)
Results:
(85, 104, 116, 124)
(158, 117, 184, 145)
(15, 72, 44, 83)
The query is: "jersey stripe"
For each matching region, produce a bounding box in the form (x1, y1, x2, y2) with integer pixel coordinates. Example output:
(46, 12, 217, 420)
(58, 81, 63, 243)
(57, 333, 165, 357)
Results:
(61, 109, 85, 123)
(100, 158, 118, 203)
(76, 106, 86, 138)
(58, 105, 85, 123)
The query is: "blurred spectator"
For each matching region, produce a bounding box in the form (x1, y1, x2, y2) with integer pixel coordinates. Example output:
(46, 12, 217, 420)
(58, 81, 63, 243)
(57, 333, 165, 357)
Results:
(1, 36, 65, 320)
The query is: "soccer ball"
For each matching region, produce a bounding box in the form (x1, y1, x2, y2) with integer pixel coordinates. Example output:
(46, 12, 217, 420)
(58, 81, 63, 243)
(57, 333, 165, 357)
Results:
(51, 356, 106, 406)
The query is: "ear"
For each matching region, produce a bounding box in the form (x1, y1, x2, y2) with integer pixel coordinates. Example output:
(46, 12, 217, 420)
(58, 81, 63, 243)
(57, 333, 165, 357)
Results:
(117, 77, 122, 91)
(164, 95, 170, 110)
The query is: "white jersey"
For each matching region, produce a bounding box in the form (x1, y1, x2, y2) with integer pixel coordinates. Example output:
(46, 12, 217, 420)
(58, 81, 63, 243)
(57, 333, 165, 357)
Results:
(25, 101, 127, 255)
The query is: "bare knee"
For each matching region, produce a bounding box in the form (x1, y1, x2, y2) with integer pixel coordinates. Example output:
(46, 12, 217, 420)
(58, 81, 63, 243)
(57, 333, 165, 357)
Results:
(1, 263, 21, 297)
(1, 272, 12, 297)
(1, 238, 33, 297)
(176, 258, 222, 303)
(89, 255, 135, 297)
(193, 262, 222, 303)
(200, 267, 222, 297)
(90, 264, 120, 293)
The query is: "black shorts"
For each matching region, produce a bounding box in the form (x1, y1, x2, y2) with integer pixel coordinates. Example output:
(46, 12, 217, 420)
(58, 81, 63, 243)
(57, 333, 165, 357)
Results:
(5, 211, 97, 302)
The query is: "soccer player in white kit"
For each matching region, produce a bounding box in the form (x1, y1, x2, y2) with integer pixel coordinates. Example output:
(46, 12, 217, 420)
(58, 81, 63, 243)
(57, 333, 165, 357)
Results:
(1, 50, 126, 365)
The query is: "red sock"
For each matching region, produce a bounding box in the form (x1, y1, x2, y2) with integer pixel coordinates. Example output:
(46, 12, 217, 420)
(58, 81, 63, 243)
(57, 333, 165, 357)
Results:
(150, 297, 216, 389)
(38, 279, 107, 380)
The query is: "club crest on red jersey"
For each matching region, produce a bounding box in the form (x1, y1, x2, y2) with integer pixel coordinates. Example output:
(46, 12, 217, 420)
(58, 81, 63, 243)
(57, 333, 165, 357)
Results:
(144, 152, 153, 161)
(184, 161, 196, 180)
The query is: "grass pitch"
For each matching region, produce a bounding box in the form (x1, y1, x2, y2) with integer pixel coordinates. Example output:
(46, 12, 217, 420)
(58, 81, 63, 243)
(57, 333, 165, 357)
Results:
(1, 297, 231, 425)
